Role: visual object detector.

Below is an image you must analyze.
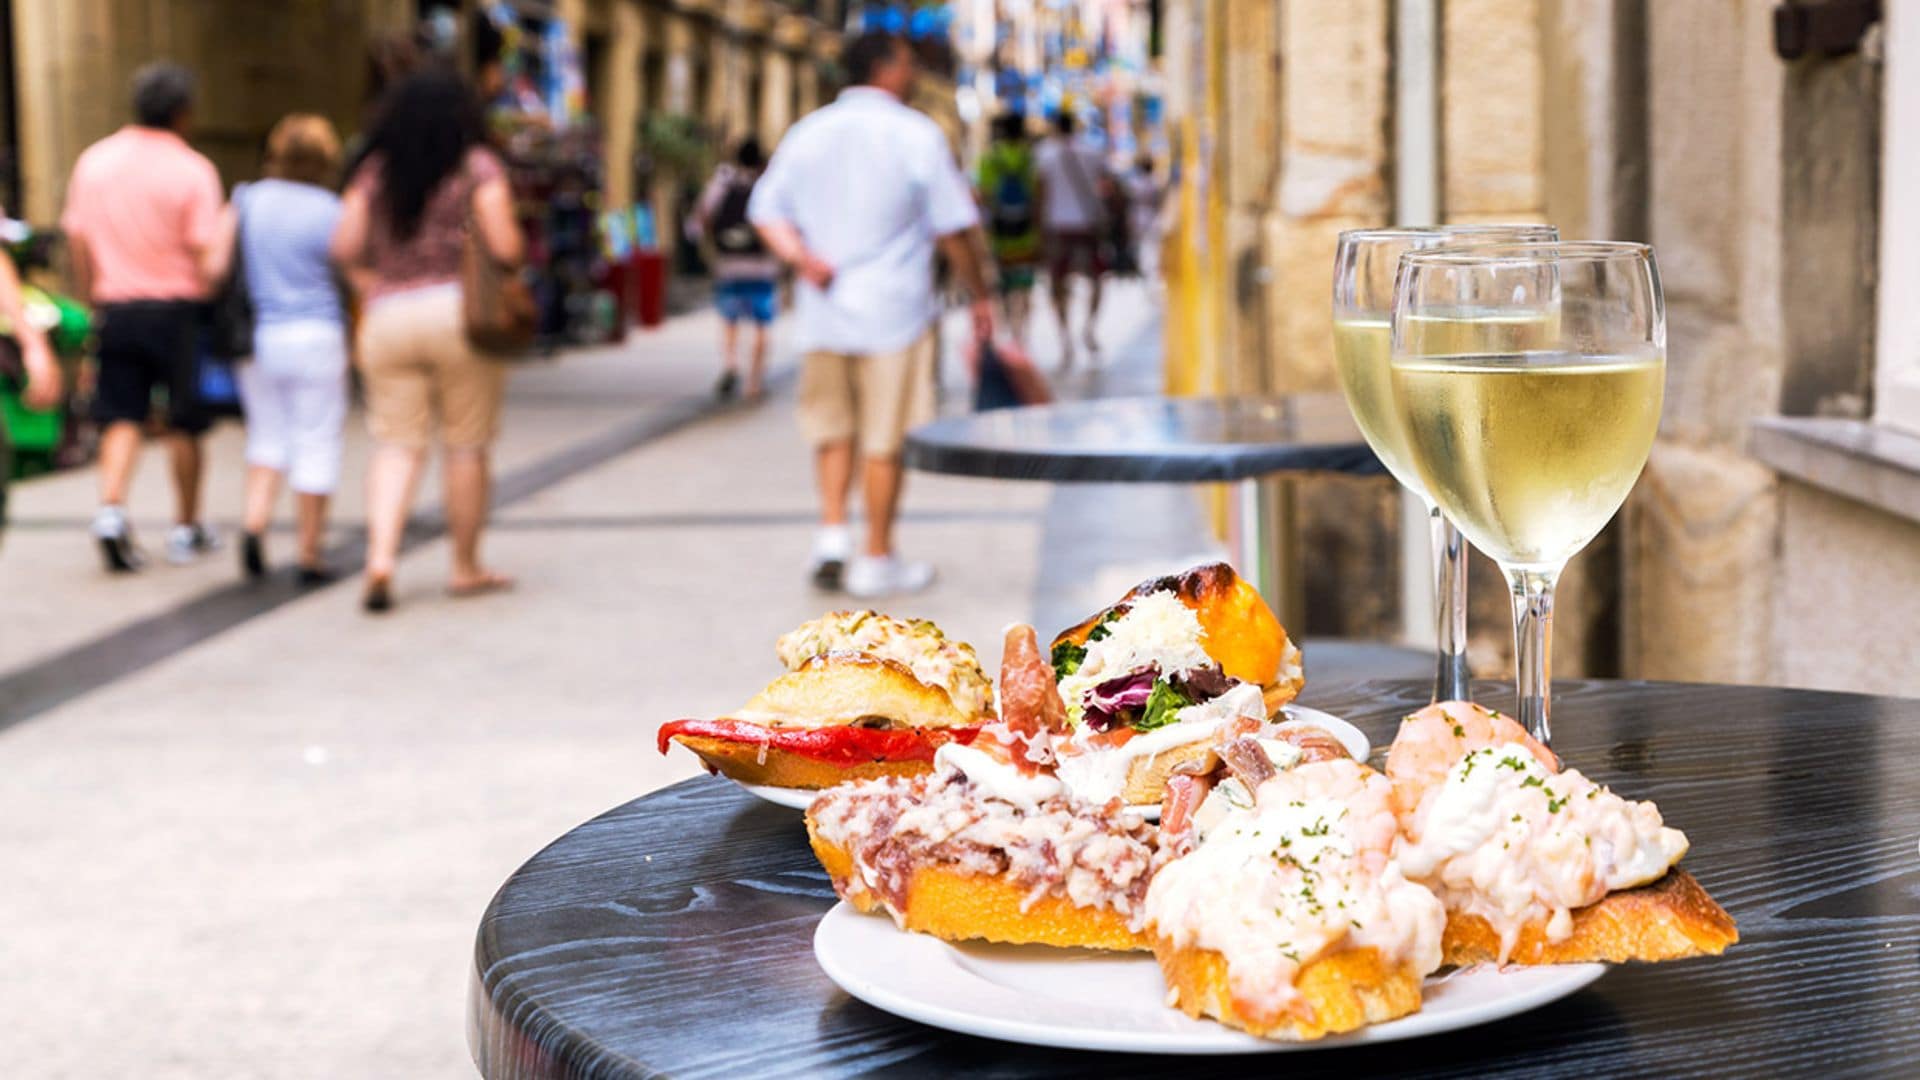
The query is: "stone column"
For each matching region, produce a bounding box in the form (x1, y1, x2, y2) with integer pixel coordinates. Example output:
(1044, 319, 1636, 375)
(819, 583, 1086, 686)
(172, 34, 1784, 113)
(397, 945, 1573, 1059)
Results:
(760, 48, 794, 144)
(602, 0, 647, 209)
(664, 15, 695, 115)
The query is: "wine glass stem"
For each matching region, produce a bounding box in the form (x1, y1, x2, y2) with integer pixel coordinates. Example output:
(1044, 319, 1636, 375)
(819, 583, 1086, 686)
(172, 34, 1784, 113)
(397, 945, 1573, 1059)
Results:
(1504, 566, 1558, 745)
(1430, 504, 1471, 703)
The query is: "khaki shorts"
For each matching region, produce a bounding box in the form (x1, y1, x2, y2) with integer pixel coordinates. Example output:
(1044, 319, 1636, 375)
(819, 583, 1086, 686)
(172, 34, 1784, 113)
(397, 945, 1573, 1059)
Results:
(356, 285, 507, 450)
(797, 331, 937, 457)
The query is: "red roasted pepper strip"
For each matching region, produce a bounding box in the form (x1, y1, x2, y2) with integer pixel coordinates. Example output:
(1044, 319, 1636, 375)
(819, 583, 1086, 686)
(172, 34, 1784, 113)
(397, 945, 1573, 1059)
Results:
(657, 718, 982, 766)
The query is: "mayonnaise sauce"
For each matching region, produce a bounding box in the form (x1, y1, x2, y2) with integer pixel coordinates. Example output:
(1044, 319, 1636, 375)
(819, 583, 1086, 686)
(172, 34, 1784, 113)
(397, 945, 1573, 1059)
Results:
(933, 742, 1065, 813)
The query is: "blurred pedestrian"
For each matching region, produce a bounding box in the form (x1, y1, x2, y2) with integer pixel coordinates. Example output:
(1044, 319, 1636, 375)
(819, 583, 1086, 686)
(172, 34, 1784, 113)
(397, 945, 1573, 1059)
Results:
(976, 112, 1040, 346)
(1123, 153, 1165, 279)
(330, 72, 525, 613)
(235, 114, 348, 586)
(0, 217, 62, 549)
(61, 62, 234, 572)
(690, 137, 779, 402)
(748, 30, 995, 598)
(1034, 110, 1110, 370)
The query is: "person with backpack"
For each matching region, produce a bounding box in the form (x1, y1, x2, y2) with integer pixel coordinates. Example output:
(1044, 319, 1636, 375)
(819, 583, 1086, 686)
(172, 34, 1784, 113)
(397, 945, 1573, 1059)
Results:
(976, 112, 1040, 346)
(692, 138, 780, 401)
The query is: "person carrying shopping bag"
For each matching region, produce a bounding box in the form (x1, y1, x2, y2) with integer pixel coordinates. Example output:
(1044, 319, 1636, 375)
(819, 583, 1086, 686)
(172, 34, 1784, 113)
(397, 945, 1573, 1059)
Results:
(330, 71, 526, 613)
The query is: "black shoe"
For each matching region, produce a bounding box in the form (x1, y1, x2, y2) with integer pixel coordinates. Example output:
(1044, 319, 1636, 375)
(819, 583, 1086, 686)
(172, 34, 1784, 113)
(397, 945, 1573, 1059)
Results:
(715, 370, 740, 400)
(241, 532, 267, 581)
(811, 557, 845, 591)
(91, 508, 142, 573)
(297, 564, 338, 588)
(362, 575, 393, 613)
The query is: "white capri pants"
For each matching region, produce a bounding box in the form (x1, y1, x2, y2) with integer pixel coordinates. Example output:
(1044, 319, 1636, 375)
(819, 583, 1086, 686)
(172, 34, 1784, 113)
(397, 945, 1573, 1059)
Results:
(238, 319, 350, 495)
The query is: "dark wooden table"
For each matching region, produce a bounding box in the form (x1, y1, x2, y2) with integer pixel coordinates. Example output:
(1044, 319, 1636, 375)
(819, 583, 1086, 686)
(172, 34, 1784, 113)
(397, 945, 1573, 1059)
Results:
(903, 394, 1382, 631)
(469, 680, 1920, 1079)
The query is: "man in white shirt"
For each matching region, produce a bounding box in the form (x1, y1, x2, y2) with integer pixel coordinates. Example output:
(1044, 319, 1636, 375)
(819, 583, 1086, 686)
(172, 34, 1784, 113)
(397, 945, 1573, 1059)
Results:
(1033, 111, 1111, 370)
(750, 31, 995, 598)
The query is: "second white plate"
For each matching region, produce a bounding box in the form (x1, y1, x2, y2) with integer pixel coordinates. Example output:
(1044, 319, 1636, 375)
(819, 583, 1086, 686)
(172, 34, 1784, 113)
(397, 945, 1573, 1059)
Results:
(814, 903, 1606, 1054)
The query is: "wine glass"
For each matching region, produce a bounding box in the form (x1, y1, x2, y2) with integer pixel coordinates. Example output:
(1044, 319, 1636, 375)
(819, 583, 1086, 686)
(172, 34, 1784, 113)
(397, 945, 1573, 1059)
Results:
(1331, 224, 1557, 703)
(1389, 241, 1665, 744)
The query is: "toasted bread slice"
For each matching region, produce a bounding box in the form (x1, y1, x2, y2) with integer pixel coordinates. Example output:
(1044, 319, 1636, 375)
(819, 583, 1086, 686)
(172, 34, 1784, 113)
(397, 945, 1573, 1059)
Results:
(671, 735, 936, 789)
(1440, 867, 1737, 967)
(1053, 562, 1305, 708)
(808, 830, 1149, 951)
(1115, 738, 1217, 806)
(1154, 939, 1425, 1041)
(737, 653, 984, 730)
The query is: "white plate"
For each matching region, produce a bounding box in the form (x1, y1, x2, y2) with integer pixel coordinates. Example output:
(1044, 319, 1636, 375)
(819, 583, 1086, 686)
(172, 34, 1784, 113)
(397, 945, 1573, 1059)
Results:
(814, 903, 1605, 1054)
(739, 782, 818, 811)
(734, 705, 1370, 819)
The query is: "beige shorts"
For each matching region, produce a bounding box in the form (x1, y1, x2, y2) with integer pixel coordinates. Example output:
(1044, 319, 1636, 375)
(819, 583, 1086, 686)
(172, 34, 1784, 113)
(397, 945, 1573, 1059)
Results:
(355, 285, 507, 450)
(797, 331, 937, 457)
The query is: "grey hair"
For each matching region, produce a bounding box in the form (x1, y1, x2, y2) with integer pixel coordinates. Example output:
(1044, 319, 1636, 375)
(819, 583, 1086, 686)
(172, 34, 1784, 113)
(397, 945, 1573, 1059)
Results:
(131, 62, 195, 128)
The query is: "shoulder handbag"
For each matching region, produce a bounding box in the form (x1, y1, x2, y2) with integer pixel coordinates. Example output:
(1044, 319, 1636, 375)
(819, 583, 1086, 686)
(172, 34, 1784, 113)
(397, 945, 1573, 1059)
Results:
(461, 177, 537, 357)
(205, 183, 254, 360)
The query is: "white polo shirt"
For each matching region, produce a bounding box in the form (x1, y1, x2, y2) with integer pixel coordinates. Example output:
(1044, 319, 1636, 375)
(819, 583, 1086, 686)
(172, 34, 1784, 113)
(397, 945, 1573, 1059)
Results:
(749, 87, 980, 355)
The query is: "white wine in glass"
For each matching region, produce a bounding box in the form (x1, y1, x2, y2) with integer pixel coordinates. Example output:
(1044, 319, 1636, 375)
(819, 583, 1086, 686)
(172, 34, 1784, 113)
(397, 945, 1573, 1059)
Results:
(1330, 225, 1557, 703)
(1390, 242, 1666, 744)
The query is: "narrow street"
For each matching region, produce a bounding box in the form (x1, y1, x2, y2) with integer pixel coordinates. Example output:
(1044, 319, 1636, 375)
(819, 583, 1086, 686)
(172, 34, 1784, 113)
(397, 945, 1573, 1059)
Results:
(0, 282, 1197, 1077)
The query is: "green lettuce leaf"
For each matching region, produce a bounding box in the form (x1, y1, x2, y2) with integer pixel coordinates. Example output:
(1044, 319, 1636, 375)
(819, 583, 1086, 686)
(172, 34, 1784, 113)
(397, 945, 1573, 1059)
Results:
(1135, 679, 1194, 731)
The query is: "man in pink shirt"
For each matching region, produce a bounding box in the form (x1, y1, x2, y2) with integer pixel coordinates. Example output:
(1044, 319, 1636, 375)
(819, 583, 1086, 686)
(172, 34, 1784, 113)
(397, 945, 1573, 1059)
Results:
(61, 62, 234, 571)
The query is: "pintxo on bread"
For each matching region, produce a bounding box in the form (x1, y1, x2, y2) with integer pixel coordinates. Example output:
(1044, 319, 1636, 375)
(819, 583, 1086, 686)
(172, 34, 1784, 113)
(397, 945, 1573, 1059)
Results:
(659, 612, 994, 790)
(806, 625, 1163, 951)
(1044, 563, 1313, 808)
(1386, 701, 1737, 966)
(1147, 758, 1446, 1040)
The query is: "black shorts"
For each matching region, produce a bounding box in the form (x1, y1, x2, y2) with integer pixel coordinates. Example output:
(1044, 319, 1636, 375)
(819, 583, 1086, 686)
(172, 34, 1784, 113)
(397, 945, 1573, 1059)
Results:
(93, 300, 210, 434)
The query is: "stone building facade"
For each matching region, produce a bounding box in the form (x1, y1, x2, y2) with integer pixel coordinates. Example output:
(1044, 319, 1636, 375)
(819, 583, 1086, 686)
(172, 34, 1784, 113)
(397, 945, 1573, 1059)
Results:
(1161, 0, 1920, 696)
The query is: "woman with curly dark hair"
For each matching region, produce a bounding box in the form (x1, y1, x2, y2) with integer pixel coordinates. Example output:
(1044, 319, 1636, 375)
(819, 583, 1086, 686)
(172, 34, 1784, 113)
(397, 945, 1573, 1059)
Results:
(330, 71, 524, 613)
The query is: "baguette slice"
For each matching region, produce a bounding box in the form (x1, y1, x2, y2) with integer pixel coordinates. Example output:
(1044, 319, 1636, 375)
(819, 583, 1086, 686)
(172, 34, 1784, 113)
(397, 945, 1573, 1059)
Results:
(739, 653, 987, 730)
(1154, 939, 1425, 1041)
(671, 735, 936, 789)
(1441, 867, 1737, 967)
(808, 829, 1150, 951)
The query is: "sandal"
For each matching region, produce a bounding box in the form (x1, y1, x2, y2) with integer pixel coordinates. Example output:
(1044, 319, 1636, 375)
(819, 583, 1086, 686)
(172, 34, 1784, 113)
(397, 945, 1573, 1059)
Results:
(363, 574, 393, 614)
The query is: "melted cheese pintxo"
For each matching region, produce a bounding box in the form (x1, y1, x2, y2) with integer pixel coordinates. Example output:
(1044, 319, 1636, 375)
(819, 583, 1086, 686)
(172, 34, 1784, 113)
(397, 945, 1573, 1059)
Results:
(777, 611, 995, 719)
(1388, 702, 1691, 961)
(1145, 760, 1445, 1034)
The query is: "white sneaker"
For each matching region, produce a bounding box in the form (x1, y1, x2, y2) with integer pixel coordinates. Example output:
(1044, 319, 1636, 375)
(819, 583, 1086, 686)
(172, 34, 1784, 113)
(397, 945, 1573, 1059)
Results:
(91, 505, 143, 573)
(844, 554, 935, 598)
(809, 525, 853, 590)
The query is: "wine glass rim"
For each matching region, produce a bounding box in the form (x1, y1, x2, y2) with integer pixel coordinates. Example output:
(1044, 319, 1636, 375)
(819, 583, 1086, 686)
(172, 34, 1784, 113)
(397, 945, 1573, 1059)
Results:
(1338, 223, 1559, 245)
(1400, 240, 1654, 266)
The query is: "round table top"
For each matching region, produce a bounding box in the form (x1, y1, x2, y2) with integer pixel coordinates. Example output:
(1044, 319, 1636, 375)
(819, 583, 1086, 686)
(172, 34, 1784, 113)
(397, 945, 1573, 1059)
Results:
(903, 394, 1384, 482)
(469, 679, 1920, 1079)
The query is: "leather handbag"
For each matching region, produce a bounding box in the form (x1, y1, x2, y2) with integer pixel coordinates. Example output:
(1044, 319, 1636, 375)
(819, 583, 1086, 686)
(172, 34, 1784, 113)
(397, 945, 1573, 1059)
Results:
(205, 183, 254, 360)
(461, 183, 536, 357)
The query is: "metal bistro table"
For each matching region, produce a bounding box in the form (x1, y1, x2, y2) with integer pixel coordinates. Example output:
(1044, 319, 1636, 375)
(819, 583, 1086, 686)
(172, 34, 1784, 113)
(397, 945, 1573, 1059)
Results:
(902, 394, 1383, 630)
(469, 680, 1920, 1079)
